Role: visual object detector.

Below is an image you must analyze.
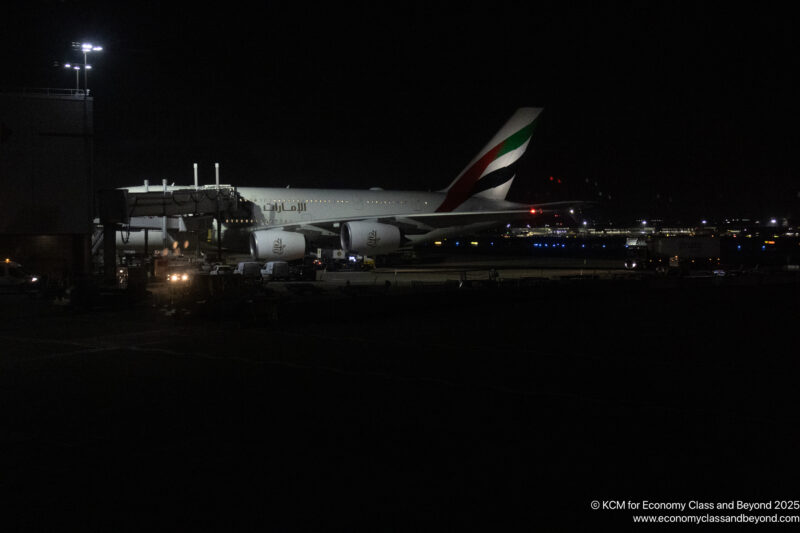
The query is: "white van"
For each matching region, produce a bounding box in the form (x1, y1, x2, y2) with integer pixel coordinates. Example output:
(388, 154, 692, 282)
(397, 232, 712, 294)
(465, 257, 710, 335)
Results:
(260, 261, 289, 281)
(234, 261, 262, 279)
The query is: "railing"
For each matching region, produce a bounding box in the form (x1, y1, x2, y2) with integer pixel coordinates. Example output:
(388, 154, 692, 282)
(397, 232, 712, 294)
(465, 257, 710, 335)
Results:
(2, 88, 89, 97)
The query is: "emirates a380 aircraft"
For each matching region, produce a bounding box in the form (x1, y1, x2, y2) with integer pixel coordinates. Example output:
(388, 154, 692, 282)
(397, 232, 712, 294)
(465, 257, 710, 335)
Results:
(124, 108, 584, 260)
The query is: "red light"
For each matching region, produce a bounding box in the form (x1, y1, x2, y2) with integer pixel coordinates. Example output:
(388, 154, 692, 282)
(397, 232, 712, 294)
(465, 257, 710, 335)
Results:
(549, 176, 554, 181)
(557, 179, 562, 184)
(529, 208, 537, 214)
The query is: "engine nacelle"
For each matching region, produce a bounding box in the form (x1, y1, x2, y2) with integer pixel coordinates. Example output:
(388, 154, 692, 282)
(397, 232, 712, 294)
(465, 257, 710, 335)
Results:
(249, 230, 306, 261)
(340, 222, 402, 254)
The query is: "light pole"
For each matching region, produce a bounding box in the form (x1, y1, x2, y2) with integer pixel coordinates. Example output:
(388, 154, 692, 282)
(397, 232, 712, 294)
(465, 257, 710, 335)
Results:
(73, 42, 102, 95)
(64, 63, 84, 93)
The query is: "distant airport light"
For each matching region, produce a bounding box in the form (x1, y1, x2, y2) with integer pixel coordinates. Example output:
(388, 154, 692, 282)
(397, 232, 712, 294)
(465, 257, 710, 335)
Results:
(529, 208, 537, 214)
(641, 220, 647, 226)
(701, 219, 707, 225)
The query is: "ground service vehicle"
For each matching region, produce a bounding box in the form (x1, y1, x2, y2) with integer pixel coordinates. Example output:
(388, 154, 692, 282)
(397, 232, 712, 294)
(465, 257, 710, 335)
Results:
(234, 261, 262, 279)
(625, 237, 721, 274)
(261, 261, 289, 281)
(0, 259, 41, 293)
(209, 264, 234, 276)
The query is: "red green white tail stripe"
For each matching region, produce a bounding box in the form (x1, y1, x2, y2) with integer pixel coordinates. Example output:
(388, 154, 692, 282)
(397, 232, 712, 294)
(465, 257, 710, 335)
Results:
(437, 107, 542, 212)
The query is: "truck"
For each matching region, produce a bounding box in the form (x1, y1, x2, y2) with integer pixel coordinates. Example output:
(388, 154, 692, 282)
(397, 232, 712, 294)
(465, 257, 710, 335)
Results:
(233, 261, 262, 279)
(260, 261, 289, 281)
(625, 237, 721, 274)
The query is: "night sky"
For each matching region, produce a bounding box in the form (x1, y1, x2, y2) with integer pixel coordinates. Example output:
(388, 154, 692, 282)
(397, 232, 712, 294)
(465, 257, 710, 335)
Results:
(4, 2, 798, 222)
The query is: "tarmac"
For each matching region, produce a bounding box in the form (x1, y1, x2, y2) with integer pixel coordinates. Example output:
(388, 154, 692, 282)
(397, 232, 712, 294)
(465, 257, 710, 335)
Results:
(1, 255, 799, 529)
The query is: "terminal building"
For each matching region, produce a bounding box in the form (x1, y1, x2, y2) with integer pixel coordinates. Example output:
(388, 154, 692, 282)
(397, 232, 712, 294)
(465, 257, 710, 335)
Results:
(0, 89, 94, 281)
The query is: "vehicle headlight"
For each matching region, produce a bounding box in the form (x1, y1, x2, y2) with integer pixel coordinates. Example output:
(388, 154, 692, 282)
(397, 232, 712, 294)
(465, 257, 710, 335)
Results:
(181, 273, 189, 281)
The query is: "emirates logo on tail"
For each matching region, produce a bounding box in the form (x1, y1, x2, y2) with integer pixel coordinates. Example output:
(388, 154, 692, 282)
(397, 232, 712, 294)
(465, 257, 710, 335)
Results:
(272, 238, 286, 255)
(366, 229, 380, 248)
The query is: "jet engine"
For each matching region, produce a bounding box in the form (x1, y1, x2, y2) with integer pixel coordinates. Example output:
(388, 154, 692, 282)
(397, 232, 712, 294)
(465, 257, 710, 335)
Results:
(249, 230, 306, 261)
(340, 222, 401, 254)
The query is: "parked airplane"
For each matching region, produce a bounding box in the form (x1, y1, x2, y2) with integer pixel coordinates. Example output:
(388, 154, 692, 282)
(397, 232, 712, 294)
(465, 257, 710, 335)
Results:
(123, 108, 585, 260)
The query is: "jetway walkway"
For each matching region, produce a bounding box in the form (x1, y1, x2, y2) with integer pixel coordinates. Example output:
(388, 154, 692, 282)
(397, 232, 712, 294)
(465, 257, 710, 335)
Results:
(115, 185, 240, 218)
(94, 184, 251, 263)
(122, 184, 241, 218)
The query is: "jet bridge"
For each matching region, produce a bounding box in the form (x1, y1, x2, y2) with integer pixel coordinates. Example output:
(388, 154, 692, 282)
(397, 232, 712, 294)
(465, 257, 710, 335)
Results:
(96, 182, 250, 284)
(122, 184, 241, 218)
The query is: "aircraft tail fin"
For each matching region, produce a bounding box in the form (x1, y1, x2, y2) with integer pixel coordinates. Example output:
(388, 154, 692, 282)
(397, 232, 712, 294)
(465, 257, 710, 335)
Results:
(437, 107, 542, 212)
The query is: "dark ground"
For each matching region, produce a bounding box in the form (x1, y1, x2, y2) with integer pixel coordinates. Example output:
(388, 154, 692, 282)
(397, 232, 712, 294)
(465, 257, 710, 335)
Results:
(1, 275, 799, 530)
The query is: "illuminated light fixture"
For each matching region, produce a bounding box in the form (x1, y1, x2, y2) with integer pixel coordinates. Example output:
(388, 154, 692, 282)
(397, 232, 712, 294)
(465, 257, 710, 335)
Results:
(434, 241, 442, 246)
(64, 63, 82, 91)
(73, 42, 102, 95)
(529, 208, 537, 214)
(470, 241, 479, 246)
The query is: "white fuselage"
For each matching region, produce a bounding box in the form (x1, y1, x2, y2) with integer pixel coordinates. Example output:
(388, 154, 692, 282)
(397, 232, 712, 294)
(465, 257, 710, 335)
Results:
(238, 187, 522, 243)
(120, 184, 527, 252)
